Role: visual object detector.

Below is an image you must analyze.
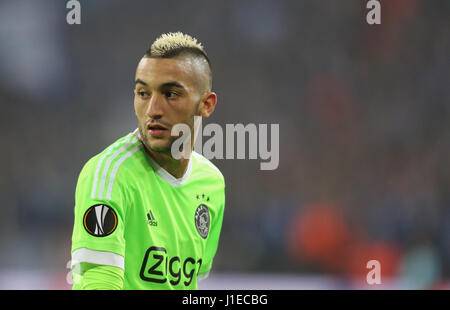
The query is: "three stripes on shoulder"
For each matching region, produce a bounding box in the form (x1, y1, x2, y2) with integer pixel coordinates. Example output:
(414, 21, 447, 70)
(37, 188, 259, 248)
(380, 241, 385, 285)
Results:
(91, 134, 142, 201)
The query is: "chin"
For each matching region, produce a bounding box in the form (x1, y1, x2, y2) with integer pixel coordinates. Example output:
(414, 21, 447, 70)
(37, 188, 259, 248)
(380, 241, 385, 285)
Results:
(147, 140, 172, 154)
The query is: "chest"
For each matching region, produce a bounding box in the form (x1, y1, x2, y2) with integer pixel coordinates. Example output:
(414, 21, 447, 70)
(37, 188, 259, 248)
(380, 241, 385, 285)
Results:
(125, 177, 214, 257)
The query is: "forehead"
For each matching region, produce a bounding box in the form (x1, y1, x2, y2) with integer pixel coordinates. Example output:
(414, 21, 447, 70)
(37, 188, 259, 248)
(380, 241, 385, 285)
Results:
(135, 57, 197, 88)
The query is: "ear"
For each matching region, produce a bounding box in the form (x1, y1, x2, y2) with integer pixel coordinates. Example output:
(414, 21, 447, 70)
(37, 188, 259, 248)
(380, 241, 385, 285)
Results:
(198, 92, 217, 118)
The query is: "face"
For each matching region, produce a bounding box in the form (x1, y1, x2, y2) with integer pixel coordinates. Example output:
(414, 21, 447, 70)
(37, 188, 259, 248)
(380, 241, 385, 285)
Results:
(134, 56, 215, 156)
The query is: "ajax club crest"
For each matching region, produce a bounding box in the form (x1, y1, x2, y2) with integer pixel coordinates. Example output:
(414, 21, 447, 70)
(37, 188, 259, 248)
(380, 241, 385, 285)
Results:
(195, 204, 210, 239)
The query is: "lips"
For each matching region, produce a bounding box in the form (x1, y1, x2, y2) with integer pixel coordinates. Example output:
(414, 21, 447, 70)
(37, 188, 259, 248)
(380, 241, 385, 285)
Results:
(148, 124, 167, 130)
(147, 122, 168, 136)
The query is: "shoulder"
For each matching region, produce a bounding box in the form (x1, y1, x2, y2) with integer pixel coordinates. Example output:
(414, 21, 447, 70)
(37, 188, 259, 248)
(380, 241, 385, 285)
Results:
(81, 132, 142, 175)
(77, 131, 144, 199)
(191, 151, 225, 186)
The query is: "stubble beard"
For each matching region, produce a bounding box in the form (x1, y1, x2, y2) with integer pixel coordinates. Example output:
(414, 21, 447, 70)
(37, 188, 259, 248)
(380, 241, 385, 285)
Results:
(138, 124, 172, 156)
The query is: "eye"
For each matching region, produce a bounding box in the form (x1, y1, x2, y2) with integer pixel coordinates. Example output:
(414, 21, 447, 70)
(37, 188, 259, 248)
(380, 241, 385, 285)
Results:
(136, 89, 149, 99)
(165, 91, 179, 99)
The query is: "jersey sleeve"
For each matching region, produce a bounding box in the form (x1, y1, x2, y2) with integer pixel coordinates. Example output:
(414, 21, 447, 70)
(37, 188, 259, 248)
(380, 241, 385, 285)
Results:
(72, 263, 124, 290)
(198, 180, 226, 278)
(71, 156, 130, 272)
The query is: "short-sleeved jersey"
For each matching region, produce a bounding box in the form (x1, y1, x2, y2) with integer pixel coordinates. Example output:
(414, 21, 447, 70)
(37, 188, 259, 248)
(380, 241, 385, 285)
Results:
(71, 129, 225, 290)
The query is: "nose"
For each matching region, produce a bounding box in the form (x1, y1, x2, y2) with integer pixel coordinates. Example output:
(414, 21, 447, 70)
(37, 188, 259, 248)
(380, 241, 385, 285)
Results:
(146, 93, 163, 120)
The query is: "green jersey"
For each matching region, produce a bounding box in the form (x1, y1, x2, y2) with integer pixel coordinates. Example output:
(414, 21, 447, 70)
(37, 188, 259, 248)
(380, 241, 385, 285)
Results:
(71, 129, 225, 290)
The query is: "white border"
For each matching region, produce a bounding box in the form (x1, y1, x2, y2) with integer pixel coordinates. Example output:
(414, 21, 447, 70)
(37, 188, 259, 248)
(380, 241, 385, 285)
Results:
(71, 248, 125, 270)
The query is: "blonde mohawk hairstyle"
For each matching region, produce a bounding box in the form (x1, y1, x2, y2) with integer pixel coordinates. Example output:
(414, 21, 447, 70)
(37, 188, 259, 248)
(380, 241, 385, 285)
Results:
(150, 32, 205, 56)
(145, 32, 210, 66)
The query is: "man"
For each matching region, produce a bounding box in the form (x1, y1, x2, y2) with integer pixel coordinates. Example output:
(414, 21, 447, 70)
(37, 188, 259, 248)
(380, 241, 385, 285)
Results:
(71, 32, 225, 290)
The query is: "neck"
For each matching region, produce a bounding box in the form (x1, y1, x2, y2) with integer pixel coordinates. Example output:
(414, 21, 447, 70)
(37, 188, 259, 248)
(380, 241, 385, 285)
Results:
(146, 147, 190, 179)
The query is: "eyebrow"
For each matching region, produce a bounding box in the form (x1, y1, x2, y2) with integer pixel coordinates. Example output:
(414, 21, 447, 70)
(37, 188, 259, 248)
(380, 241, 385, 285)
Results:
(135, 78, 148, 86)
(134, 79, 186, 90)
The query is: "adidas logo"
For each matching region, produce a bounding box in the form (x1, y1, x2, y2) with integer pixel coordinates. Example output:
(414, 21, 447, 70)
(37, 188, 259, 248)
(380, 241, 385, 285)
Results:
(146, 210, 158, 227)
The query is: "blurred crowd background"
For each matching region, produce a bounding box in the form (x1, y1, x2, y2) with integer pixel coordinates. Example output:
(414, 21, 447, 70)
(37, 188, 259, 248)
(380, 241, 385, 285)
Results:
(0, 0, 449, 289)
